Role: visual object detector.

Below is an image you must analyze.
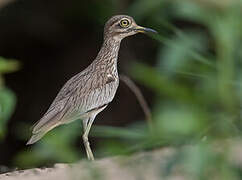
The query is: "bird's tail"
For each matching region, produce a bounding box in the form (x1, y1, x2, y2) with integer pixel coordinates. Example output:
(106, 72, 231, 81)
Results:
(26, 121, 61, 145)
(26, 131, 47, 145)
(26, 107, 65, 145)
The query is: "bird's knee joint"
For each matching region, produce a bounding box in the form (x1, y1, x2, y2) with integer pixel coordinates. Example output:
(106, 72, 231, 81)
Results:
(82, 135, 88, 143)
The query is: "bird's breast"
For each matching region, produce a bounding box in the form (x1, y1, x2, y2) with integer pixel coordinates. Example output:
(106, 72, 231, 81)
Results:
(79, 76, 119, 114)
(96, 76, 119, 104)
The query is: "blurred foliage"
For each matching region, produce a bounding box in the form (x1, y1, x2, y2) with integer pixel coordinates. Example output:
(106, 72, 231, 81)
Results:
(9, 0, 242, 179)
(0, 57, 19, 140)
(15, 121, 82, 167)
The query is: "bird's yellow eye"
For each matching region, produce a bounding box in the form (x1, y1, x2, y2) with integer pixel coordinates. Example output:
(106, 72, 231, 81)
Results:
(120, 18, 130, 28)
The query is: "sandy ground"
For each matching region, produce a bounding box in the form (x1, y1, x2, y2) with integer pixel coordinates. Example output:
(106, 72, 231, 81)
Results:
(0, 148, 187, 180)
(1, 140, 242, 180)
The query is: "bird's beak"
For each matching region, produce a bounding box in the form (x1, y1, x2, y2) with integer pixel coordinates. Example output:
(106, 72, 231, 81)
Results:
(134, 26, 157, 33)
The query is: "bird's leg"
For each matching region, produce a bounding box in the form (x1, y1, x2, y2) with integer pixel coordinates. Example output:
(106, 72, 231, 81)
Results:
(82, 116, 95, 161)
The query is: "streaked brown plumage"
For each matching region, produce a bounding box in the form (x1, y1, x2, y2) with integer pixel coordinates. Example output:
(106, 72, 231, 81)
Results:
(27, 15, 157, 160)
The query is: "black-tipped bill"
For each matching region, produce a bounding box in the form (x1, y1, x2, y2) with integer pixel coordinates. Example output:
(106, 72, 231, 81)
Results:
(134, 26, 157, 33)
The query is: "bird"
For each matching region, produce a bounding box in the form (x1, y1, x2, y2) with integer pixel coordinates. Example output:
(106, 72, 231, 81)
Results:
(26, 15, 157, 161)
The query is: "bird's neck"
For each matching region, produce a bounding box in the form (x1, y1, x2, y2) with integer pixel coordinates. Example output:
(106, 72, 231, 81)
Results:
(94, 37, 121, 68)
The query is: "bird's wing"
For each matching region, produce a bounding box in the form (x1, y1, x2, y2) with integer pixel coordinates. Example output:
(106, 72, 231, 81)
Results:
(27, 71, 90, 144)
(31, 71, 90, 133)
(27, 69, 116, 144)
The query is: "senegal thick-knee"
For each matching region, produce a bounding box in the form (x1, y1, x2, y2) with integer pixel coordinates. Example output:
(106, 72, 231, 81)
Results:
(27, 15, 157, 161)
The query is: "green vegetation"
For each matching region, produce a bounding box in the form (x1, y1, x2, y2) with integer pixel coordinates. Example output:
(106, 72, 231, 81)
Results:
(0, 57, 19, 139)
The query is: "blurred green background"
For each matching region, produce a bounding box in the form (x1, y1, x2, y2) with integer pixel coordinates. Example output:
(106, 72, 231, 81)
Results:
(1, 0, 242, 179)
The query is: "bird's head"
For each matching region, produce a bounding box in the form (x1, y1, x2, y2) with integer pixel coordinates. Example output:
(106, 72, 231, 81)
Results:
(104, 15, 157, 41)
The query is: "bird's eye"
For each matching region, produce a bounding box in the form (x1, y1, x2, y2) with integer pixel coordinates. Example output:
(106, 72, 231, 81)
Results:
(119, 18, 130, 28)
